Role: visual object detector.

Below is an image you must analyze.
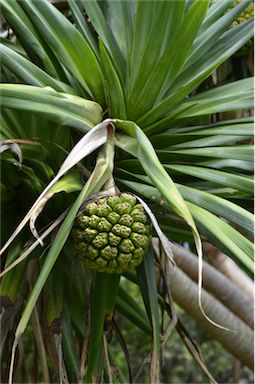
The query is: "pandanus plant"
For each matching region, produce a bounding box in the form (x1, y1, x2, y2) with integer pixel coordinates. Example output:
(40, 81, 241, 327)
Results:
(0, 0, 254, 383)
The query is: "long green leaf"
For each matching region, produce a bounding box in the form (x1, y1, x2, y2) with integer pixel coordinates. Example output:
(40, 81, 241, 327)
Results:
(159, 136, 250, 149)
(0, 43, 75, 94)
(150, 120, 253, 148)
(115, 296, 151, 336)
(0, 0, 59, 77)
(45, 261, 64, 329)
(165, 117, 254, 134)
(0, 37, 27, 57)
(62, 314, 80, 381)
(172, 78, 253, 119)
(81, 0, 126, 77)
(99, 40, 127, 119)
(0, 243, 27, 306)
(197, 159, 253, 172)
(158, 145, 253, 161)
(128, 1, 185, 99)
(117, 285, 150, 323)
(187, 203, 254, 274)
(139, 20, 253, 131)
(186, 0, 251, 68)
(118, 152, 254, 174)
(199, 0, 234, 33)
(128, 0, 161, 89)
(68, 0, 99, 57)
(165, 164, 253, 194)
(19, 0, 104, 104)
(119, 178, 253, 235)
(127, 0, 209, 120)
(0, 84, 103, 132)
(85, 273, 120, 381)
(137, 247, 161, 383)
(178, 184, 253, 234)
(104, 0, 134, 64)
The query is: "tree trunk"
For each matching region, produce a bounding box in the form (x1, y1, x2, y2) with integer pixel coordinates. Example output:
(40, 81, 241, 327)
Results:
(203, 243, 254, 298)
(168, 265, 254, 369)
(170, 243, 254, 329)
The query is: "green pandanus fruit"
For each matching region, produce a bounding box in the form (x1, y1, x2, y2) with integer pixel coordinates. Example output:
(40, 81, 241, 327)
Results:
(72, 193, 152, 273)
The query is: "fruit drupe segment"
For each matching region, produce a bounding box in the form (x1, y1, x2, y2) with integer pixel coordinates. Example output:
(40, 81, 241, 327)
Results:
(72, 193, 151, 273)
